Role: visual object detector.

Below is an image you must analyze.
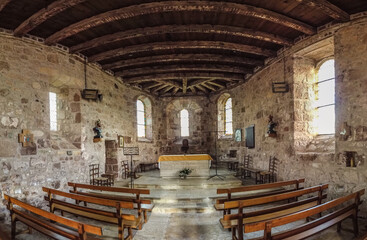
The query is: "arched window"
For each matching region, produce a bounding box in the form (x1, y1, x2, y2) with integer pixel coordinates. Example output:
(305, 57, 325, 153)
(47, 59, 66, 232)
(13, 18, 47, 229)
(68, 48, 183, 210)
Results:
(315, 59, 335, 134)
(180, 109, 189, 137)
(224, 98, 233, 135)
(137, 99, 146, 138)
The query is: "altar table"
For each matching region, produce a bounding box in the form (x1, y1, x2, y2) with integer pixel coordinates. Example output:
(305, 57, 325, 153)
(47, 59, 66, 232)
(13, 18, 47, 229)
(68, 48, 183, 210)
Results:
(158, 154, 212, 178)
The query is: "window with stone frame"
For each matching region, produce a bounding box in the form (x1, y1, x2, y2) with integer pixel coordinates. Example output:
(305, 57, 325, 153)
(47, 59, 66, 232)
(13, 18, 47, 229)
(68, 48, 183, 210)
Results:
(224, 97, 233, 135)
(49, 92, 57, 131)
(137, 99, 146, 138)
(217, 93, 232, 138)
(315, 59, 335, 135)
(136, 95, 153, 141)
(180, 109, 189, 137)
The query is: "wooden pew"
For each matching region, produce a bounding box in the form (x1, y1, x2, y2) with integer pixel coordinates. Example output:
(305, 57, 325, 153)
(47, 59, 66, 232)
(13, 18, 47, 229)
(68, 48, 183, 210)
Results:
(4, 194, 102, 240)
(216, 179, 305, 215)
(220, 184, 328, 237)
(67, 182, 154, 223)
(235, 189, 365, 240)
(0, 226, 10, 240)
(43, 187, 143, 240)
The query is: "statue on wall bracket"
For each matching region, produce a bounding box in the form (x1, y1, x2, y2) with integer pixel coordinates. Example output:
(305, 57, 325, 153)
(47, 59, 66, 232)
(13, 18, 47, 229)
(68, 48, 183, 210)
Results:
(93, 119, 103, 142)
(267, 115, 277, 138)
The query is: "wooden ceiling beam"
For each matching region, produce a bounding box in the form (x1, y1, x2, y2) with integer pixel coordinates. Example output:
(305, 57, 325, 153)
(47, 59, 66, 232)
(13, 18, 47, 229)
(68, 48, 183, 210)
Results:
(189, 86, 196, 93)
(161, 85, 174, 94)
(124, 72, 244, 84)
(45, 1, 314, 45)
(201, 82, 216, 91)
(152, 84, 168, 93)
(295, 0, 349, 21)
(143, 82, 162, 91)
(89, 41, 275, 62)
(172, 87, 180, 95)
(14, 0, 88, 36)
(195, 84, 208, 94)
(115, 64, 253, 78)
(70, 24, 292, 53)
(0, 0, 11, 11)
(102, 54, 263, 70)
(183, 78, 188, 94)
(207, 81, 225, 89)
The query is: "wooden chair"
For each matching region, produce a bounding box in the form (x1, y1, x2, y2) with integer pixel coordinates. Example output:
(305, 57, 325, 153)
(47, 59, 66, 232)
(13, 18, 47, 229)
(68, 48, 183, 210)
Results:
(121, 160, 129, 179)
(4, 194, 102, 240)
(240, 155, 262, 183)
(89, 163, 109, 186)
(258, 156, 277, 184)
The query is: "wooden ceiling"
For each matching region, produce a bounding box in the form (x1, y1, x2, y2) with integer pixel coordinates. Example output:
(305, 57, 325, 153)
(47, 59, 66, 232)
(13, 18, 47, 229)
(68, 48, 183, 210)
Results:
(0, 0, 366, 97)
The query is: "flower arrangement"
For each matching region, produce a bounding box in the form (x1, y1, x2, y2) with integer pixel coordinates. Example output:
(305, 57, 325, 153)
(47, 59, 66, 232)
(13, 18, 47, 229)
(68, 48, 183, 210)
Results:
(179, 168, 192, 178)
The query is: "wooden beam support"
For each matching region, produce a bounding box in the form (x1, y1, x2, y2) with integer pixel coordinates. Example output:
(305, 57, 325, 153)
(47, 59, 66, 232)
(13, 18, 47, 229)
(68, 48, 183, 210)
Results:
(0, 0, 11, 11)
(161, 85, 174, 94)
(123, 72, 245, 84)
(102, 54, 263, 70)
(152, 84, 168, 93)
(195, 84, 208, 94)
(189, 86, 196, 93)
(70, 24, 292, 53)
(201, 82, 216, 91)
(207, 81, 225, 89)
(89, 41, 275, 62)
(143, 82, 162, 91)
(115, 64, 253, 78)
(295, 0, 349, 21)
(183, 78, 187, 94)
(172, 87, 180, 95)
(14, 0, 88, 36)
(45, 1, 314, 45)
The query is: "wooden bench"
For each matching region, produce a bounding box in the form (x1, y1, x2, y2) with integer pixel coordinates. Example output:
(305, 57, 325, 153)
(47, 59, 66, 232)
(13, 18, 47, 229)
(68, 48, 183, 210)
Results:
(234, 189, 365, 240)
(68, 182, 154, 223)
(43, 187, 143, 240)
(0, 226, 10, 240)
(216, 179, 305, 215)
(4, 194, 102, 240)
(220, 184, 328, 237)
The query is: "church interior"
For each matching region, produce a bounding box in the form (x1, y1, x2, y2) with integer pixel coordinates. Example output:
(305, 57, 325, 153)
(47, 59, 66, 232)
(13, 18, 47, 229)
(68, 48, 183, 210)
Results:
(1, 0, 367, 239)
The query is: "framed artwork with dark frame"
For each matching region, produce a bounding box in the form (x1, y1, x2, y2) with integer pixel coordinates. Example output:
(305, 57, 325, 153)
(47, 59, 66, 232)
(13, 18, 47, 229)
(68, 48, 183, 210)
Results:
(118, 135, 124, 148)
(245, 125, 255, 148)
(234, 128, 242, 142)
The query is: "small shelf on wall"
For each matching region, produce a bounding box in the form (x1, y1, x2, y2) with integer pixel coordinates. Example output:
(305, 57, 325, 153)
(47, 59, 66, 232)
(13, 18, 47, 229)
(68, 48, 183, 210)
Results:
(93, 138, 102, 143)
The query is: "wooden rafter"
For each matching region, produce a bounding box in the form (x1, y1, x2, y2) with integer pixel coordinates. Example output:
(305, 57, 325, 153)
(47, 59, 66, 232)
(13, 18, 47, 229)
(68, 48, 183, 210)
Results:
(161, 85, 174, 94)
(115, 64, 252, 78)
(201, 82, 216, 91)
(195, 84, 208, 94)
(102, 54, 263, 70)
(207, 81, 225, 89)
(295, 0, 349, 21)
(89, 41, 275, 62)
(143, 82, 162, 91)
(123, 72, 244, 84)
(183, 78, 188, 94)
(44, 1, 314, 45)
(70, 24, 292, 53)
(14, 0, 88, 36)
(0, 0, 11, 11)
(172, 87, 180, 95)
(189, 86, 196, 93)
(152, 84, 168, 93)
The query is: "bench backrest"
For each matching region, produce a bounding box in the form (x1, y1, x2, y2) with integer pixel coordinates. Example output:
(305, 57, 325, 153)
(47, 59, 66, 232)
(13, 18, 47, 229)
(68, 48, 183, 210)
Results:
(244, 189, 365, 236)
(224, 184, 328, 210)
(4, 194, 102, 236)
(42, 187, 134, 209)
(68, 182, 150, 195)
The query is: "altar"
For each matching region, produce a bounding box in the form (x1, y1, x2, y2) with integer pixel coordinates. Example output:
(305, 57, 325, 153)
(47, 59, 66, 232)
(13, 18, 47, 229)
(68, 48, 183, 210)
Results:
(158, 154, 212, 178)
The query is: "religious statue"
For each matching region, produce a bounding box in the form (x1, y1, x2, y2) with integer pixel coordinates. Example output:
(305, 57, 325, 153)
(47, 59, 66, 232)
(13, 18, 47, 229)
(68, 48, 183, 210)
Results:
(267, 115, 277, 137)
(93, 120, 103, 139)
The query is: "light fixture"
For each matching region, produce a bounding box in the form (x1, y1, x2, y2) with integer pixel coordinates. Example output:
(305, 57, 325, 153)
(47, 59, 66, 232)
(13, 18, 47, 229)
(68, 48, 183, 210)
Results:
(81, 59, 103, 101)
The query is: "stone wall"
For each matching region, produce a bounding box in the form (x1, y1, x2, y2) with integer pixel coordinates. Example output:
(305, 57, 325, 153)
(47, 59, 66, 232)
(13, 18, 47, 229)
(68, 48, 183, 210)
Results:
(0, 33, 164, 221)
(211, 15, 367, 215)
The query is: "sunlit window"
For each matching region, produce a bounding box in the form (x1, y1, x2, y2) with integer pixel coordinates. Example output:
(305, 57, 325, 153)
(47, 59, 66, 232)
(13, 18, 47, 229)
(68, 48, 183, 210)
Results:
(180, 109, 189, 137)
(225, 98, 233, 135)
(315, 59, 335, 134)
(49, 92, 57, 131)
(137, 100, 146, 138)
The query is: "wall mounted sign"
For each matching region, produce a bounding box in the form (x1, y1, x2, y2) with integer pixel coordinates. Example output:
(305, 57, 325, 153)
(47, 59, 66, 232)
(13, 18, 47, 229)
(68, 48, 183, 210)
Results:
(18, 129, 34, 147)
(118, 135, 124, 148)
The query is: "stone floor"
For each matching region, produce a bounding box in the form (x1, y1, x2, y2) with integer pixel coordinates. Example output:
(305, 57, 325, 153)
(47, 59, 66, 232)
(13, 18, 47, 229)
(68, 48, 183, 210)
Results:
(1, 168, 367, 239)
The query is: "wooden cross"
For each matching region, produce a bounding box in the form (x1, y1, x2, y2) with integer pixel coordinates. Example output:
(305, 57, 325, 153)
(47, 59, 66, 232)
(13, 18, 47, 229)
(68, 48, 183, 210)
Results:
(18, 129, 34, 147)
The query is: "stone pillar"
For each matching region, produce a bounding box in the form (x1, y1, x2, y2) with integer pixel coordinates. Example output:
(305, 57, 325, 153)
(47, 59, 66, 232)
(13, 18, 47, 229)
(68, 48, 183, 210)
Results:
(105, 140, 118, 178)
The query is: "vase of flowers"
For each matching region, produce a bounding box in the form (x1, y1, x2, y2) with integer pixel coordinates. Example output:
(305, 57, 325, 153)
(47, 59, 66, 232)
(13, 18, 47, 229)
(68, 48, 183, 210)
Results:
(179, 168, 192, 179)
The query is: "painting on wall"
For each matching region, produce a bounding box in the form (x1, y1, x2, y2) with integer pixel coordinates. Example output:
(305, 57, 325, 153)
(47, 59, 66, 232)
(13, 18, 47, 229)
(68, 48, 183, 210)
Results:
(118, 135, 124, 148)
(245, 125, 255, 148)
(234, 128, 242, 142)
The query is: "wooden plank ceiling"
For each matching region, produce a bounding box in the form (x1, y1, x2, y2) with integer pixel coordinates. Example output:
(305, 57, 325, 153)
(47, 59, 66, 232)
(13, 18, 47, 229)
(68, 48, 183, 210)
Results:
(0, 0, 366, 97)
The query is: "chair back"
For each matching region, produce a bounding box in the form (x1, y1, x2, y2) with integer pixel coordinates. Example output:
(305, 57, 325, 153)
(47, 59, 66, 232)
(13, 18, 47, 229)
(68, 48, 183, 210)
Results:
(89, 164, 100, 185)
(244, 155, 253, 168)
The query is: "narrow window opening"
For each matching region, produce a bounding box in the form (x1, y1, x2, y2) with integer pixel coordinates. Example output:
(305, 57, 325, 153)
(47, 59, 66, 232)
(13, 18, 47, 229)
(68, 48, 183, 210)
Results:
(225, 98, 233, 135)
(180, 109, 189, 137)
(49, 92, 57, 131)
(137, 100, 146, 138)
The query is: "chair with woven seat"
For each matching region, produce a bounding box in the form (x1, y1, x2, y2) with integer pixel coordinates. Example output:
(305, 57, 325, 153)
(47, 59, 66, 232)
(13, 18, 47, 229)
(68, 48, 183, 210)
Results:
(258, 156, 278, 184)
(121, 160, 129, 179)
(89, 164, 109, 186)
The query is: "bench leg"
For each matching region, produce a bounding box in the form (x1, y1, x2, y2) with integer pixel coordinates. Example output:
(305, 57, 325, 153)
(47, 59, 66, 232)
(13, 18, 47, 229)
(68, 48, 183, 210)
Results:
(11, 219, 16, 240)
(231, 227, 236, 240)
(353, 212, 359, 237)
(144, 210, 148, 223)
(337, 222, 342, 232)
(119, 223, 124, 240)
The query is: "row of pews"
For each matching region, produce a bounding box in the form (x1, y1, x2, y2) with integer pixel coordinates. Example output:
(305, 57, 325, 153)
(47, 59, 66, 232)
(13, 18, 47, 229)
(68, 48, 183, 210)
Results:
(215, 178, 365, 240)
(4, 182, 154, 240)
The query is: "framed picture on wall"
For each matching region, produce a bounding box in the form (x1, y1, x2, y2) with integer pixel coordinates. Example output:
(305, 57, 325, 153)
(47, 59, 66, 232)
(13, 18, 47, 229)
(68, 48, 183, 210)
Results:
(245, 125, 255, 148)
(118, 135, 124, 148)
(234, 128, 242, 142)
